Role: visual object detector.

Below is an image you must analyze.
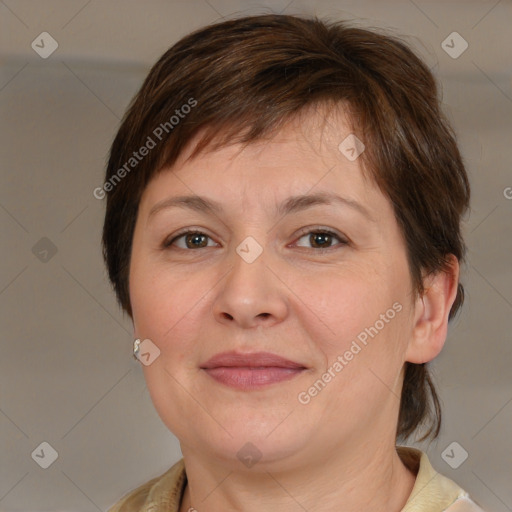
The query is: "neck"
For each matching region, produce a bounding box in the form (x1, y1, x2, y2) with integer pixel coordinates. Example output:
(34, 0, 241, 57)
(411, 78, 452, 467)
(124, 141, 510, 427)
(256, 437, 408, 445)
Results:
(179, 440, 417, 512)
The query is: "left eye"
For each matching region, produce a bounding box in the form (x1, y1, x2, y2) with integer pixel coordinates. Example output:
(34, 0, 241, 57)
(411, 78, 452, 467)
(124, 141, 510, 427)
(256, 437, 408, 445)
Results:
(294, 230, 347, 250)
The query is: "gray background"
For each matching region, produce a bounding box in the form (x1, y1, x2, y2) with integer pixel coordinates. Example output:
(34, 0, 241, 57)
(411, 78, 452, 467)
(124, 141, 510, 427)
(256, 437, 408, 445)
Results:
(1, 0, 511, 510)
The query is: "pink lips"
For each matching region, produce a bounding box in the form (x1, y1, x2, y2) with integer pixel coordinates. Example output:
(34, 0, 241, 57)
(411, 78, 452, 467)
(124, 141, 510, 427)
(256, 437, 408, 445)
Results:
(200, 351, 307, 390)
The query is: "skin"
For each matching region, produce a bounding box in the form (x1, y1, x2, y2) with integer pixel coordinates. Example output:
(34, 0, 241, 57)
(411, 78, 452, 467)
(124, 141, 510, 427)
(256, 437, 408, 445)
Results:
(129, 105, 459, 512)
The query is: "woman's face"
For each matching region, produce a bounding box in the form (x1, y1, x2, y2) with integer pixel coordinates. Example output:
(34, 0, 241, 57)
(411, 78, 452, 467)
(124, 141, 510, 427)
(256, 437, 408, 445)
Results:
(129, 109, 420, 469)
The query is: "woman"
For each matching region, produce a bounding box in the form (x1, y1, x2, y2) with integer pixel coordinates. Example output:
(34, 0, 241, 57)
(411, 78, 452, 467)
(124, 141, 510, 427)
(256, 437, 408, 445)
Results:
(103, 14, 484, 512)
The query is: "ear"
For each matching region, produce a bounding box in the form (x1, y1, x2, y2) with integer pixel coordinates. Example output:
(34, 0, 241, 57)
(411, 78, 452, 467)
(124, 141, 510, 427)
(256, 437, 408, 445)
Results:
(405, 255, 460, 364)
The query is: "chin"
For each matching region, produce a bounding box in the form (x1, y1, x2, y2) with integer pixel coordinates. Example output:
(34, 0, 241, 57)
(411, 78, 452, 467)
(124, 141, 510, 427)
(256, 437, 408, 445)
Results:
(183, 420, 313, 470)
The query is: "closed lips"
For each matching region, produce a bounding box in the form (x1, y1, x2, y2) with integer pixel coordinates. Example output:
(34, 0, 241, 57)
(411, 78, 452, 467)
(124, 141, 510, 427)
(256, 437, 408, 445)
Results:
(200, 351, 307, 369)
(200, 351, 308, 390)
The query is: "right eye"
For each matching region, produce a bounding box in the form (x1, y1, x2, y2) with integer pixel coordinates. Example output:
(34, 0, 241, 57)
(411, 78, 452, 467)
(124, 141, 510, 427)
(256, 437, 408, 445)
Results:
(163, 230, 218, 250)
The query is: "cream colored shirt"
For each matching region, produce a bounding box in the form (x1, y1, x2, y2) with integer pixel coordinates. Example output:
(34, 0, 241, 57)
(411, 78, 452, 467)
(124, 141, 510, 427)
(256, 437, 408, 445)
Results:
(108, 446, 485, 511)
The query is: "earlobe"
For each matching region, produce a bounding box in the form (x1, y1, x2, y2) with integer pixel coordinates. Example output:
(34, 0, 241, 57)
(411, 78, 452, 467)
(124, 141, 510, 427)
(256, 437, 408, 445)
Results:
(405, 255, 460, 364)
(132, 318, 139, 339)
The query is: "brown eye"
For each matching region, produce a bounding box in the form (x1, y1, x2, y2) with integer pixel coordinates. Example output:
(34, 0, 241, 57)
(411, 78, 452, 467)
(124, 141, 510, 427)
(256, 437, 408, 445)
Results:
(295, 229, 347, 250)
(164, 231, 216, 250)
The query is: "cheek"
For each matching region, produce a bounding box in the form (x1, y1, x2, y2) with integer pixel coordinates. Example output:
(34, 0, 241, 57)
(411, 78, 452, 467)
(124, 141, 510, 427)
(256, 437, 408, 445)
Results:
(300, 266, 395, 346)
(129, 252, 178, 351)
(302, 267, 410, 392)
(129, 255, 217, 365)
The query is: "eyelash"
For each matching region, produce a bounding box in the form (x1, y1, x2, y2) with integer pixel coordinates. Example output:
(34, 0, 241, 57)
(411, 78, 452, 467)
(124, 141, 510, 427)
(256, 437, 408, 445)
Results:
(162, 227, 349, 252)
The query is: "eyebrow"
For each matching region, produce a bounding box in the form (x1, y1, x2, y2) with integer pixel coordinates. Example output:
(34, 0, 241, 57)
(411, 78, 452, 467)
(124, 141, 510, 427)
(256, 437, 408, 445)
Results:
(148, 192, 374, 222)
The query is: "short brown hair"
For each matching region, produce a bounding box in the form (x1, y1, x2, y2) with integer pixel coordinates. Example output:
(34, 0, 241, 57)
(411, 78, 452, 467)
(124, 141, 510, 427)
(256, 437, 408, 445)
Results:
(102, 14, 470, 442)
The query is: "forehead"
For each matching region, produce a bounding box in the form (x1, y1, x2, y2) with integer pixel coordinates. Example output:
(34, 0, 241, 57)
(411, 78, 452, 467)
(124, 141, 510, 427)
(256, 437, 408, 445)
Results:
(175, 102, 361, 170)
(139, 104, 388, 220)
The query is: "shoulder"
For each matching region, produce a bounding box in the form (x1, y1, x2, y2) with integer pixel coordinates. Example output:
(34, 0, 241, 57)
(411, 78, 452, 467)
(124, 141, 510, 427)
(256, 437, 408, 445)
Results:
(107, 458, 186, 512)
(397, 446, 486, 512)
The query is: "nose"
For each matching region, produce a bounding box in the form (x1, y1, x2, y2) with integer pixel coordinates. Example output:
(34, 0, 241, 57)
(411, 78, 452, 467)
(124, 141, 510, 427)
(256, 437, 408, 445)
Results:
(211, 244, 289, 329)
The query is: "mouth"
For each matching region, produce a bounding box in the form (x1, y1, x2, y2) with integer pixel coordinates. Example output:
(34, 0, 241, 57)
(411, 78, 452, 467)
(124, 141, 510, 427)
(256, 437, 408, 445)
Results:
(200, 351, 308, 390)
